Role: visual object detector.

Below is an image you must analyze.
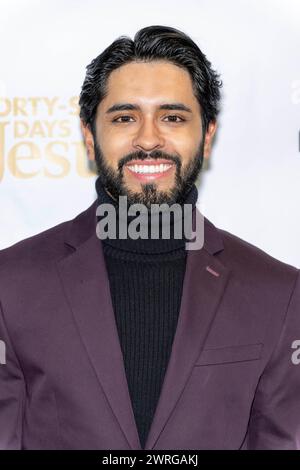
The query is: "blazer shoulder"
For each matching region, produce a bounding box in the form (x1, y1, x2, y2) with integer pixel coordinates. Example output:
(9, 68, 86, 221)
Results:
(0, 220, 67, 271)
(215, 225, 299, 283)
(0, 201, 95, 273)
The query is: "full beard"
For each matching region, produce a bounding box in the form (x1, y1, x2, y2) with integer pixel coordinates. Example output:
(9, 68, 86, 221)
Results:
(93, 140, 204, 209)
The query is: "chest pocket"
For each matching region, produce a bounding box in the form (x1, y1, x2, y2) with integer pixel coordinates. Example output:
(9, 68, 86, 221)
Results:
(194, 342, 263, 366)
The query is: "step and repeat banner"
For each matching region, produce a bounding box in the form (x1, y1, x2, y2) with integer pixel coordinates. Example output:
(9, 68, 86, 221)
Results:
(0, 0, 299, 267)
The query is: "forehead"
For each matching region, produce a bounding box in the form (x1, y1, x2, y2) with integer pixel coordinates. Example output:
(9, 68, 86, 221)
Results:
(99, 60, 198, 109)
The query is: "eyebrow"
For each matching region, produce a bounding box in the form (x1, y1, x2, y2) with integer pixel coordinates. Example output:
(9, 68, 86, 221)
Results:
(105, 102, 193, 114)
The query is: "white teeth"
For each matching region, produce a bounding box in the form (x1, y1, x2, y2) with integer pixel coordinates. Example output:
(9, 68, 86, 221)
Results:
(128, 164, 172, 174)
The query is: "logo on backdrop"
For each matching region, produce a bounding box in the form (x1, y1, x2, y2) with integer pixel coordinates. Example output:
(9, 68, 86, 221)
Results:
(0, 96, 94, 181)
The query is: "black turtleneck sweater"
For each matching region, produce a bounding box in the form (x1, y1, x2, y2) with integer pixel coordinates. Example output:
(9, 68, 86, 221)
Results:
(95, 176, 198, 449)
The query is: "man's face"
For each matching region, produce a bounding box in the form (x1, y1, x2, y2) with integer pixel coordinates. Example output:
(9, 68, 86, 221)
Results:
(83, 60, 217, 207)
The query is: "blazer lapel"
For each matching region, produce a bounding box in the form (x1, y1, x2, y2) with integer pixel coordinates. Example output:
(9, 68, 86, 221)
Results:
(56, 200, 142, 450)
(56, 200, 231, 450)
(144, 210, 232, 449)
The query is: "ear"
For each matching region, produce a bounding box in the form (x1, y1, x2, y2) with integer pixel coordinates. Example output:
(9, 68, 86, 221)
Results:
(203, 120, 217, 160)
(80, 120, 95, 161)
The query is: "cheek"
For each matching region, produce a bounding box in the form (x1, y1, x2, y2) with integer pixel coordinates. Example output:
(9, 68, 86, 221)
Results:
(173, 141, 198, 167)
(172, 127, 201, 152)
(98, 132, 129, 166)
(100, 121, 132, 143)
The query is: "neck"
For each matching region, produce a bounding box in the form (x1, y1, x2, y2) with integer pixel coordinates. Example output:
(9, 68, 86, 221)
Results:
(94, 176, 198, 254)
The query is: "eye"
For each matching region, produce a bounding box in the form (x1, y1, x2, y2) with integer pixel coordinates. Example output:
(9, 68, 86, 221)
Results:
(163, 115, 185, 123)
(112, 115, 134, 123)
(111, 114, 186, 124)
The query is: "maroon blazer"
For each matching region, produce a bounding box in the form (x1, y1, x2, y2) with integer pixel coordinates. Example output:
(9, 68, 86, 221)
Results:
(0, 199, 299, 449)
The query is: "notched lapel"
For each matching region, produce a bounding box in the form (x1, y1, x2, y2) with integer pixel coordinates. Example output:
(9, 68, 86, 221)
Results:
(56, 201, 142, 450)
(144, 209, 232, 450)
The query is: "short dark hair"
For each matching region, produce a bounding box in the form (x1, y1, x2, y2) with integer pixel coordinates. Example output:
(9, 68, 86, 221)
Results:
(79, 25, 222, 134)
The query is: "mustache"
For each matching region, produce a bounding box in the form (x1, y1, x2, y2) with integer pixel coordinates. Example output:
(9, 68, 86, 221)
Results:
(117, 149, 181, 171)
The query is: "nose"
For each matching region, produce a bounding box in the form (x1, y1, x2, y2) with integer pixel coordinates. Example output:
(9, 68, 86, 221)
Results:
(132, 117, 165, 152)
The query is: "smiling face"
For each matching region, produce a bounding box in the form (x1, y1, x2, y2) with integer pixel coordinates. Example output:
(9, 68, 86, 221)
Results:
(82, 60, 217, 207)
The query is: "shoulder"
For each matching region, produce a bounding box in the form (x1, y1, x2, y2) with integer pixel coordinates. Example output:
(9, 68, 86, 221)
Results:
(220, 226, 297, 271)
(0, 199, 97, 281)
(206, 219, 299, 292)
(0, 200, 97, 274)
(0, 217, 71, 271)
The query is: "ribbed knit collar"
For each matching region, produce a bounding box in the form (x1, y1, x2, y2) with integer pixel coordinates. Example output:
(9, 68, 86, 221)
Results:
(95, 175, 198, 254)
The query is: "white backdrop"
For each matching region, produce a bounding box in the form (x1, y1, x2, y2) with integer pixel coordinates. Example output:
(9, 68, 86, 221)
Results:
(0, 0, 299, 267)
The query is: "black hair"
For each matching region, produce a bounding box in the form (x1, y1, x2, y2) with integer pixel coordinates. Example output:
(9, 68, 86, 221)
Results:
(79, 25, 222, 135)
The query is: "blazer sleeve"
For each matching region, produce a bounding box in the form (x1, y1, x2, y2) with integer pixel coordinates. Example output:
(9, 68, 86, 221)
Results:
(241, 269, 300, 449)
(0, 300, 25, 449)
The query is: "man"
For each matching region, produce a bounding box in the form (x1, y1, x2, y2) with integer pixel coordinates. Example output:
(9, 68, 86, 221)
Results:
(0, 25, 299, 450)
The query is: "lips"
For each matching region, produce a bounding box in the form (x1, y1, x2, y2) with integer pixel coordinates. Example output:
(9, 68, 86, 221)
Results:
(126, 158, 174, 166)
(125, 159, 175, 181)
